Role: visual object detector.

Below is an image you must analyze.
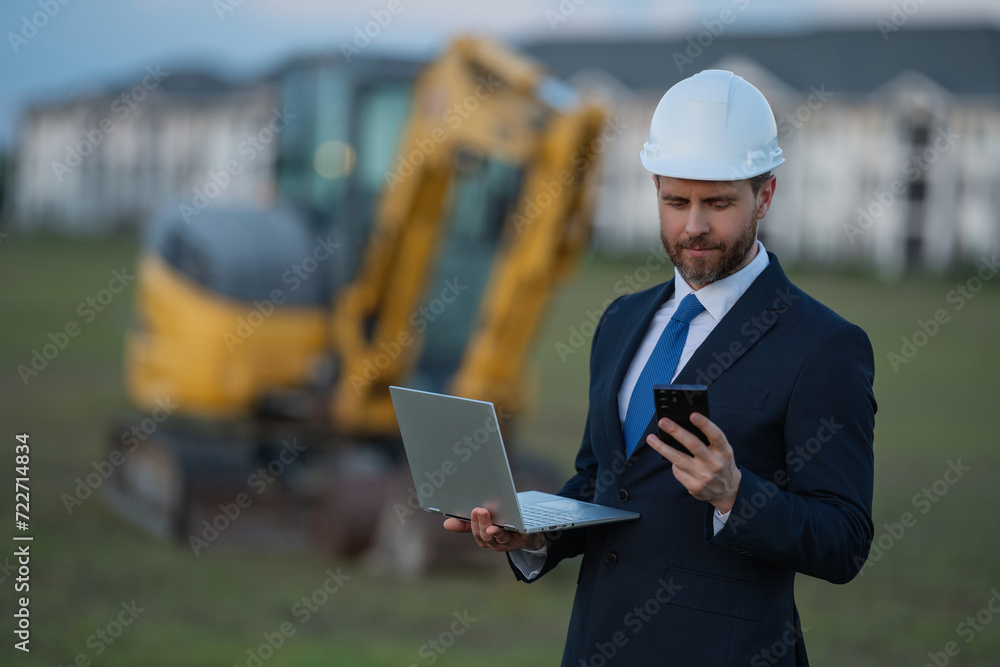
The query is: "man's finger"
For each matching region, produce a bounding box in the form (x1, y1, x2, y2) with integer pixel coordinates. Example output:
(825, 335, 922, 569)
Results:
(443, 517, 471, 533)
(471, 508, 491, 547)
(690, 412, 728, 451)
(650, 417, 708, 460)
(647, 431, 684, 465)
(476, 509, 504, 548)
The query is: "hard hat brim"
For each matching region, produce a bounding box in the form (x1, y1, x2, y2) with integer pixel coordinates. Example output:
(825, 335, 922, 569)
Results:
(640, 150, 784, 181)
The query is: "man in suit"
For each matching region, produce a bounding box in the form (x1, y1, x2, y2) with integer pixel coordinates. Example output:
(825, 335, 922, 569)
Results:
(445, 70, 875, 666)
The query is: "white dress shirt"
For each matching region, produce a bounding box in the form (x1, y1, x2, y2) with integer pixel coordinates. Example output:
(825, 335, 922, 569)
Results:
(511, 242, 771, 580)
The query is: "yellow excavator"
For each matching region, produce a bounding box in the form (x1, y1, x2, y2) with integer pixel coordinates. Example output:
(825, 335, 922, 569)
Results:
(106, 37, 607, 566)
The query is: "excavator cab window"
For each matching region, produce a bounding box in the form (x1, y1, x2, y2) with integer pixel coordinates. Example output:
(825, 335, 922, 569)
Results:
(276, 64, 350, 220)
(277, 64, 413, 292)
(354, 82, 412, 223)
(347, 82, 412, 281)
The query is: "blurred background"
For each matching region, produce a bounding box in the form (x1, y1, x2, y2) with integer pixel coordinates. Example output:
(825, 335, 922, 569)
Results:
(1, 1, 999, 665)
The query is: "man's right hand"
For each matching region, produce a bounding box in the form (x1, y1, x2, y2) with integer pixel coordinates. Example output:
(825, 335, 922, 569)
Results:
(443, 507, 546, 552)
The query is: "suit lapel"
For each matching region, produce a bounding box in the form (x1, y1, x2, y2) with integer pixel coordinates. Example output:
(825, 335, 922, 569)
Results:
(674, 254, 796, 387)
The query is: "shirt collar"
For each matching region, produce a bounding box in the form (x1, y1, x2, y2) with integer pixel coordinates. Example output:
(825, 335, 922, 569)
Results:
(671, 241, 770, 322)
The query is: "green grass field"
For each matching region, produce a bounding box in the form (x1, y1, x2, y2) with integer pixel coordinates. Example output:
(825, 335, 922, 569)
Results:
(1, 235, 998, 666)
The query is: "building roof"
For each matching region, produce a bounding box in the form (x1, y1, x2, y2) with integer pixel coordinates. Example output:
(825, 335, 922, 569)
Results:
(521, 26, 1000, 97)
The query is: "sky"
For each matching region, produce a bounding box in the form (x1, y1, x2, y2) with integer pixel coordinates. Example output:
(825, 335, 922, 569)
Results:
(1, 0, 999, 150)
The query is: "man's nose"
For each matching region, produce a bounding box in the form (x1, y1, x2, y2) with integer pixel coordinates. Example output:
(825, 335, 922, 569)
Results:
(683, 208, 711, 237)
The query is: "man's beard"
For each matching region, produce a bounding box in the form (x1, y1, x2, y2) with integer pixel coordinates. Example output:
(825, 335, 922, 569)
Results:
(661, 215, 759, 287)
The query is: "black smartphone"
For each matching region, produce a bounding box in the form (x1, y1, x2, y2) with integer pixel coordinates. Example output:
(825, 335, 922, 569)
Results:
(653, 384, 710, 457)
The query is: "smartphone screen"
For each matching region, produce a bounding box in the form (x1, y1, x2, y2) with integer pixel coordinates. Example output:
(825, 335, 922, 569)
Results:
(653, 384, 710, 457)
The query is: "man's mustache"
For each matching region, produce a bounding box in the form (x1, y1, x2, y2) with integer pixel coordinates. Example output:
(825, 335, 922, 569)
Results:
(676, 238, 724, 251)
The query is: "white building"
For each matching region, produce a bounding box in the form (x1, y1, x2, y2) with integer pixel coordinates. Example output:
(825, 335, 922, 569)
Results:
(8, 71, 278, 234)
(525, 26, 1000, 275)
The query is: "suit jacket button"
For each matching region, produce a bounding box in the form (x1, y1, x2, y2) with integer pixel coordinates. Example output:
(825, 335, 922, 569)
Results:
(606, 552, 619, 566)
(617, 489, 629, 502)
(729, 542, 740, 552)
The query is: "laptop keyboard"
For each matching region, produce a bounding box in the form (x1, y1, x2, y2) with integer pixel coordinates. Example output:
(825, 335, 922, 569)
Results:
(520, 505, 586, 528)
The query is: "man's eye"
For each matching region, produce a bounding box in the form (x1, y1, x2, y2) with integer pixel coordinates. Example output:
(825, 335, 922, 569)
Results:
(712, 202, 731, 210)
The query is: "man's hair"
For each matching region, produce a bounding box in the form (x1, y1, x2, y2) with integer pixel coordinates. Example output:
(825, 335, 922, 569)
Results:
(748, 171, 772, 196)
(654, 171, 773, 196)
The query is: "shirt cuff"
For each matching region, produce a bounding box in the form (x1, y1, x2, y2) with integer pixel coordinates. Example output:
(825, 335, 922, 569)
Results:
(712, 507, 731, 536)
(509, 541, 548, 581)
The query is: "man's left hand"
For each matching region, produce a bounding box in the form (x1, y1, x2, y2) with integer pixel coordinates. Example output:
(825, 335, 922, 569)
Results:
(646, 412, 742, 513)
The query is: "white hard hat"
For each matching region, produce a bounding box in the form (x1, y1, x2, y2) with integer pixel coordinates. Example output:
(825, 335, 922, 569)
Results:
(640, 70, 784, 181)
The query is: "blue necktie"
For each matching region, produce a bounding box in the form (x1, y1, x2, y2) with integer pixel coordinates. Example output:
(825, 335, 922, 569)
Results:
(622, 293, 705, 457)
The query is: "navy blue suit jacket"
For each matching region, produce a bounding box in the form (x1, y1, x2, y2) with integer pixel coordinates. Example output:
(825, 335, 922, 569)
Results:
(514, 254, 875, 666)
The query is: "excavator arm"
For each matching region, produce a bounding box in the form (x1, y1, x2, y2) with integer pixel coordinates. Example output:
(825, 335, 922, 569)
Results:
(331, 36, 606, 435)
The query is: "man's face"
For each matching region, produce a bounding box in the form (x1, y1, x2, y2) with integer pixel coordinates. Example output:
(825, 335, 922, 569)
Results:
(655, 175, 775, 289)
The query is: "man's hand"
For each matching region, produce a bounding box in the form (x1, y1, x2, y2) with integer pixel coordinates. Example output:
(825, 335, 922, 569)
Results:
(443, 508, 546, 552)
(646, 412, 742, 513)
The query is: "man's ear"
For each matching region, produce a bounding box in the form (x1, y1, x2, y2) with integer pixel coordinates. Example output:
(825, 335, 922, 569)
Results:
(755, 175, 777, 220)
(653, 174, 660, 192)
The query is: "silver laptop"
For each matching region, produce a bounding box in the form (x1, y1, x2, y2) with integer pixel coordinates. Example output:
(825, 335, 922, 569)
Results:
(389, 386, 640, 533)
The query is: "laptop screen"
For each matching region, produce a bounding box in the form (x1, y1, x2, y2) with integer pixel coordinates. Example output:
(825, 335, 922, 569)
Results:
(389, 386, 523, 528)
